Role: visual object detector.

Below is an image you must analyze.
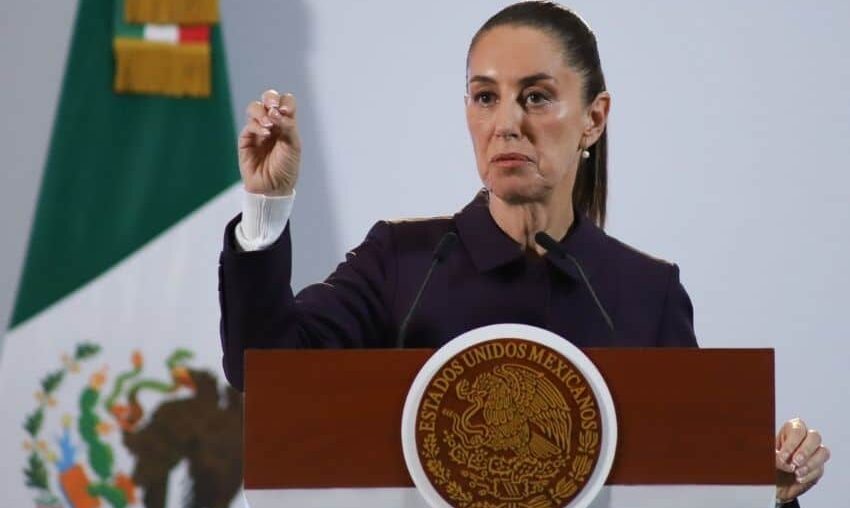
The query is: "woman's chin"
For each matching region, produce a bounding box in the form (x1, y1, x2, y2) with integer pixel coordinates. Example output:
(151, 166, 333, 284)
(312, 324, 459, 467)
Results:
(487, 180, 549, 205)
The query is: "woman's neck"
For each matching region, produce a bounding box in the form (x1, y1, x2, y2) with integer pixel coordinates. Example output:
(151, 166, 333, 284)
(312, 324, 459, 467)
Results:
(488, 192, 574, 255)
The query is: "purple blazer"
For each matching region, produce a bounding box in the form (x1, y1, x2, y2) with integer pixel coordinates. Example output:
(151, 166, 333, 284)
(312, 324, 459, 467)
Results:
(218, 191, 698, 391)
(218, 191, 805, 507)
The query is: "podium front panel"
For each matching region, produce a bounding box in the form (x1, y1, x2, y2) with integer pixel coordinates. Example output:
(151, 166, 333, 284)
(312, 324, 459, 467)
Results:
(244, 348, 775, 506)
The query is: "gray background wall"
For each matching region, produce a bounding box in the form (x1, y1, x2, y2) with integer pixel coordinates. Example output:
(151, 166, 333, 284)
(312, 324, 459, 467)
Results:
(2, 1, 848, 505)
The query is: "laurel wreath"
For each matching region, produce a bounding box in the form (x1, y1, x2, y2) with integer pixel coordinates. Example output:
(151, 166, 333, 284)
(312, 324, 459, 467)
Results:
(422, 427, 600, 507)
(22, 342, 101, 505)
(421, 433, 475, 506)
(548, 429, 599, 503)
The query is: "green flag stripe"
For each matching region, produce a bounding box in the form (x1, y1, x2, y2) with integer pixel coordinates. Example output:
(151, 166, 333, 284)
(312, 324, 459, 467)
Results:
(11, 0, 238, 328)
(113, 0, 143, 39)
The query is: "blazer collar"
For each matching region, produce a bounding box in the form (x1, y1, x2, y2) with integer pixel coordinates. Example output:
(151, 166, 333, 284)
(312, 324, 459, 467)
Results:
(454, 190, 607, 280)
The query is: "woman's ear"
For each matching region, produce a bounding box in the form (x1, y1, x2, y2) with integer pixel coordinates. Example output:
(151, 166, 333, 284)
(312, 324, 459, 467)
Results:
(583, 91, 611, 147)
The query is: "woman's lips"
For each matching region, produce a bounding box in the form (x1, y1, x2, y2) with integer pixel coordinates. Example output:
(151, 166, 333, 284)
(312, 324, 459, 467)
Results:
(491, 153, 533, 168)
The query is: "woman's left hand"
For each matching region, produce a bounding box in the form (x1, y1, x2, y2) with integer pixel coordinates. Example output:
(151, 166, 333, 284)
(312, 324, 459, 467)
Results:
(775, 418, 830, 504)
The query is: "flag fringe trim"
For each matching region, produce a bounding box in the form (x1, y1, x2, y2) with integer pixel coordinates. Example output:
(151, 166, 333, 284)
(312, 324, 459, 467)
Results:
(113, 38, 211, 98)
(125, 0, 218, 25)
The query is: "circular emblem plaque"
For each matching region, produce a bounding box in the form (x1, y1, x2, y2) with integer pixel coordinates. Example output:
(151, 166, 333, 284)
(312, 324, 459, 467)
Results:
(402, 324, 616, 508)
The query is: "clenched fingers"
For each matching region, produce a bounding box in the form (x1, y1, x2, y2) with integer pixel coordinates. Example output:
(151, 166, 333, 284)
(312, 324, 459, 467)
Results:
(247, 92, 299, 143)
(262, 89, 297, 117)
(266, 105, 296, 132)
(791, 429, 822, 470)
(775, 418, 807, 472)
(238, 120, 272, 149)
(245, 101, 273, 128)
(795, 445, 830, 484)
(242, 102, 297, 147)
(261, 90, 298, 134)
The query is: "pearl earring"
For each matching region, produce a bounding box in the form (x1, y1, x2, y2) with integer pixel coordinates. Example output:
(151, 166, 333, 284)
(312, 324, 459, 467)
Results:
(581, 149, 590, 159)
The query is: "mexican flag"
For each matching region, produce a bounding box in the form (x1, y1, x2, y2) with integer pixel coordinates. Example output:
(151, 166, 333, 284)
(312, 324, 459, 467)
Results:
(0, 1, 244, 507)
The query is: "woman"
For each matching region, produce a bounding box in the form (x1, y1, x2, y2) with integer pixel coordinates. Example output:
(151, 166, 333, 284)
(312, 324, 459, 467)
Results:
(218, 2, 828, 505)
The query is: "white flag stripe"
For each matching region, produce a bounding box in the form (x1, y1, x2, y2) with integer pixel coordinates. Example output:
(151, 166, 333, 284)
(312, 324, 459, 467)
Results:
(143, 24, 179, 44)
(244, 485, 776, 508)
(0, 186, 243, 507)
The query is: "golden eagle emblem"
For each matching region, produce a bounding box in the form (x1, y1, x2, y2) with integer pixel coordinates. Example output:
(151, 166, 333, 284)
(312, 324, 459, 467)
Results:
(450, 364, 571, 460)
(415, 339, 602, 507)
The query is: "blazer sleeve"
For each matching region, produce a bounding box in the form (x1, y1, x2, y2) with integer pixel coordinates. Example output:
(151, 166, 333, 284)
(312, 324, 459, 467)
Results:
(657, 263, 699, 347)
(218, 215, 398, 390)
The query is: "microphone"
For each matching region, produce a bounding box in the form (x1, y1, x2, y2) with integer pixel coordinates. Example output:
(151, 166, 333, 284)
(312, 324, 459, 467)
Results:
(534, 231, 615, 335)
(396, 231, 459, 348)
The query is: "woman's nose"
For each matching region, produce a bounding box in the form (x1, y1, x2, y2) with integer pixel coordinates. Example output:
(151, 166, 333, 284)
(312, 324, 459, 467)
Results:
(493, 101, 523, 140)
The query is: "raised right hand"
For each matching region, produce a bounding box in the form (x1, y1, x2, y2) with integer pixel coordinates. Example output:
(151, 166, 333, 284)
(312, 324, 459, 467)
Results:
(238, 90, 301, 196)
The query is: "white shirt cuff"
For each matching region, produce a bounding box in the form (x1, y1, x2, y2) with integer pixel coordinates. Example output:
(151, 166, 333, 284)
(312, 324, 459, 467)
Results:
(234, 190, 295, 251)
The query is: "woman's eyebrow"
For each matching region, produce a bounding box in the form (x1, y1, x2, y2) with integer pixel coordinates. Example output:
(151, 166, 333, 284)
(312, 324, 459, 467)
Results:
(468, 75, 497, 86)
(468, 73, 556, 87)
(518, 73, 556, 87)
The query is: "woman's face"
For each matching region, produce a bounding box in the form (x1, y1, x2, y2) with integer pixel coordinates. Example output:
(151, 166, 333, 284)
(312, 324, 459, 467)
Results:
(466, 25, 608, 205)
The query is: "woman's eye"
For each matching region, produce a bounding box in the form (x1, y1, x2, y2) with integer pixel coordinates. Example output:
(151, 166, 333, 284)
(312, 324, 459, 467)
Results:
(524, 91, 551, 107)
(474, 92, 495, 106)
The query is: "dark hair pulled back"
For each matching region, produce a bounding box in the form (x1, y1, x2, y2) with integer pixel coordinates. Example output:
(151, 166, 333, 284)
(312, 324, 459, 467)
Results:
(469, 1, 609, 227)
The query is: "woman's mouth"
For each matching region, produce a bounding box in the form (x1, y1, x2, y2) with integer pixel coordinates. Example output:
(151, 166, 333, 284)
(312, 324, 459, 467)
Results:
(491, 153, 533, 168)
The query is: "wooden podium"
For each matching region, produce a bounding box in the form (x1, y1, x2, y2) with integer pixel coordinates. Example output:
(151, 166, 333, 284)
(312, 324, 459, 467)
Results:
(243, 348, 776, 508)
